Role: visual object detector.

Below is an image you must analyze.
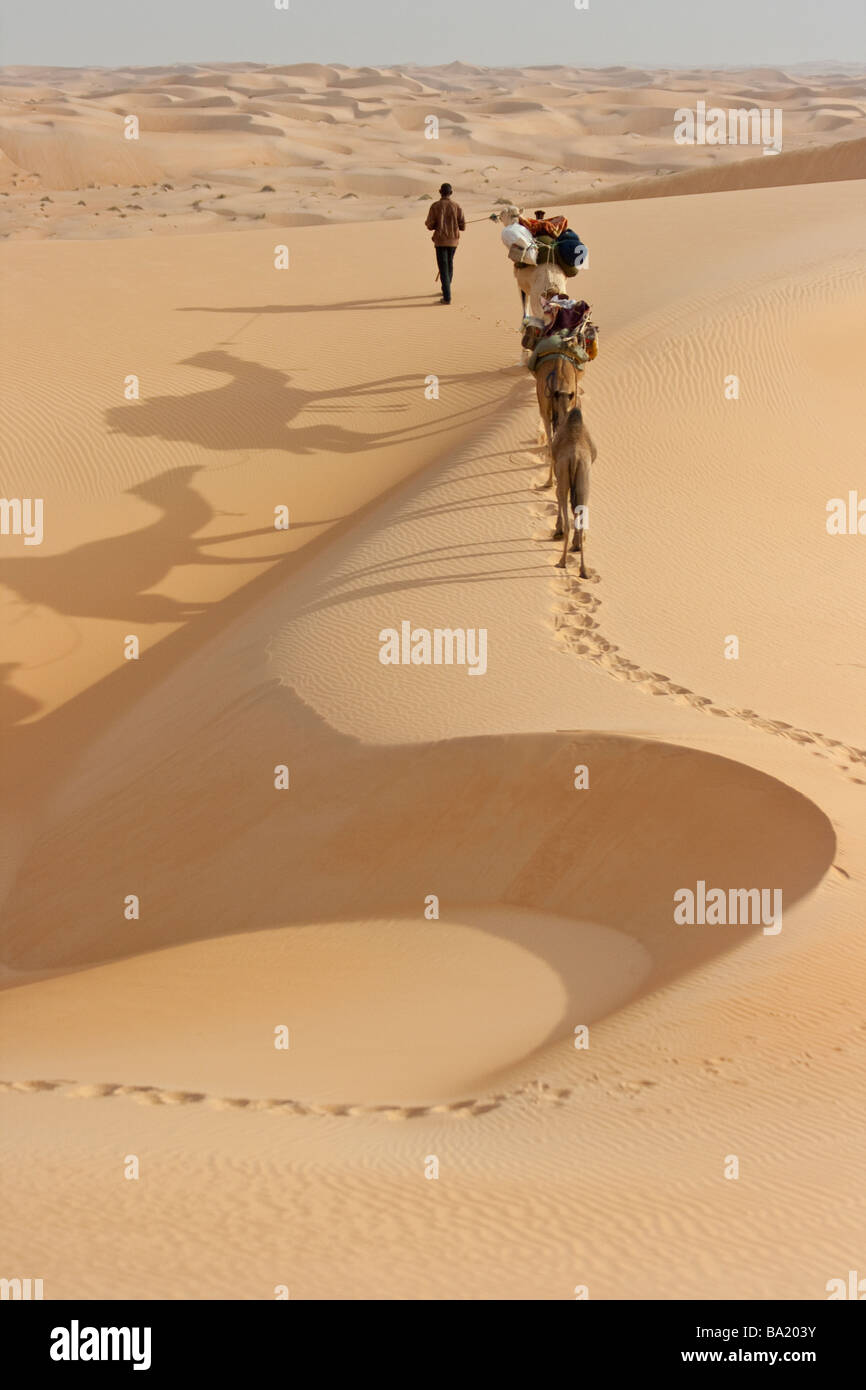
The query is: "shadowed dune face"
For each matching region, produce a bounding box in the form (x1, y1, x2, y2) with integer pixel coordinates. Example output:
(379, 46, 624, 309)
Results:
(0, 910, 650, 1104)
(0, 697, 835, 1101)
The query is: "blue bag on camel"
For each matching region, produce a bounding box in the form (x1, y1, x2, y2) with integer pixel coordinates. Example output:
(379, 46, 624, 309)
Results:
(555, 228, 588, 274)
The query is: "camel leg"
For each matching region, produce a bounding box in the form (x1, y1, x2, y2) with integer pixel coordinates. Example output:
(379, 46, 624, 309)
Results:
(572, 505, 589, 577)
(571, 526, 587, 577)
(571, 461, 591, 578)
(552, 449, 564, 537)
(545, 398, 556, 486)
(545, 418, 554, 489)
(533, 413, 555, 490)
(555, 474, 570, 566)
(535, 439, 554, 489)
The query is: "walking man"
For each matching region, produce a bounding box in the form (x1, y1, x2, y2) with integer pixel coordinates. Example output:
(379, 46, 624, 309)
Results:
(425, 182, 465, 305)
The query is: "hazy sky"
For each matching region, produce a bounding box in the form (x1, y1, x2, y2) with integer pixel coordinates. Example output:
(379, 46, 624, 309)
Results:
(1, 0, 864, 70)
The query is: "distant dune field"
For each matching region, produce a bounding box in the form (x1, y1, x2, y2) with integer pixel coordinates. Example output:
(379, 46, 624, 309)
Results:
(1, 60, 864, 238)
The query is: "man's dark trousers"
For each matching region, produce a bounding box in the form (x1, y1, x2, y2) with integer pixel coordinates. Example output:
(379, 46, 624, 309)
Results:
(436, 245, 456, 302)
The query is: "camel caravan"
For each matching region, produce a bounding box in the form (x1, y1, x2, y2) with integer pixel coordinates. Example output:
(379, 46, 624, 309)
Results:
(497, 206, 599, 576)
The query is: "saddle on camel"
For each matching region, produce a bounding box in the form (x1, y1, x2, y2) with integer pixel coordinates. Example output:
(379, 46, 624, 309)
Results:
(529, 293, 599, 371)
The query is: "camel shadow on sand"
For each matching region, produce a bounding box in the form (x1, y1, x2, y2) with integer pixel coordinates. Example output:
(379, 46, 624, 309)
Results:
(0, 466, 294, 633)
(104, 350, 521, 455)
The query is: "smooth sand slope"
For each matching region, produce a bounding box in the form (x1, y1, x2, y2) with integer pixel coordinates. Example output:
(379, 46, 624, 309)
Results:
(1, 174, 865, 1298)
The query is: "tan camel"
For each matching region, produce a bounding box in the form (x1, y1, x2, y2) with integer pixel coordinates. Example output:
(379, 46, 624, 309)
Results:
(515, 258, 569, 323)
(551, 406, 596, 577)
(534, 353, 584, 489)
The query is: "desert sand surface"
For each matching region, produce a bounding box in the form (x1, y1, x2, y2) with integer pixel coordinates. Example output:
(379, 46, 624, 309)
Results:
(1, 64, 865, 1301)
(1, 61, 865, 239)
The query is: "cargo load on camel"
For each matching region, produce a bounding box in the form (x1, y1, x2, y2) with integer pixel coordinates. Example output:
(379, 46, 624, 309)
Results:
(527, 295, 600, 373)
(498, 208, 588, 276)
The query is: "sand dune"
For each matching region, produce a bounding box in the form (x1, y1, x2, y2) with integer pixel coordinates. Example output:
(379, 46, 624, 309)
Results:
(2, 61, 865, 239)
(576, 133, 866, 202)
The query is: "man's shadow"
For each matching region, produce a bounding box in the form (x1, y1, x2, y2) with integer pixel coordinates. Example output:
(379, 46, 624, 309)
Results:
(178, 295, 441, 317)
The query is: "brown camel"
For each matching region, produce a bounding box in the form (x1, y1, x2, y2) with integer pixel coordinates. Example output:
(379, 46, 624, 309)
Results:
(551, 406, 596, 576)
(534, 353, 584, 489)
